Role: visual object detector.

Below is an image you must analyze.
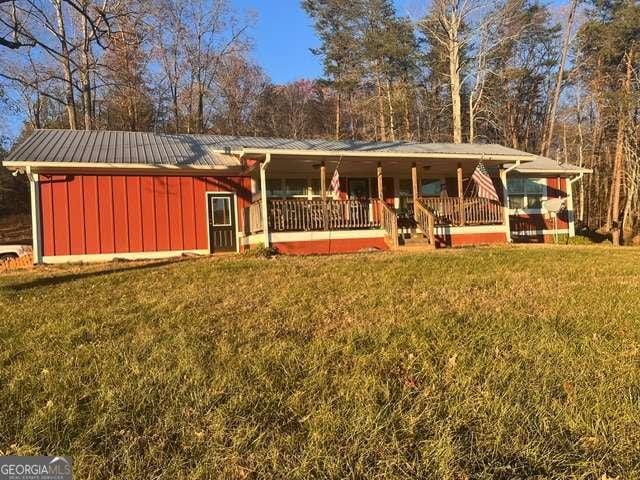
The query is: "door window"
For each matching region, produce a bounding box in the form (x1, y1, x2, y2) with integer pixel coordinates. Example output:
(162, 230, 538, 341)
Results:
(211, 197, 232, 226)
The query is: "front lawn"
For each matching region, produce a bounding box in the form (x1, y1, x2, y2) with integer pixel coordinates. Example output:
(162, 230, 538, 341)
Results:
(1, 247, 639, 479)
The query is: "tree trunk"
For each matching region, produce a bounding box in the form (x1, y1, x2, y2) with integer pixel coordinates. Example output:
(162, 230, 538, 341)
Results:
(375, 67, 387, 141)
(402, 83, 411, 140)
(469, 92, 474, 143)
(610, 49, 635, 246)
(53, 0, 78, 130)
(448, 31, 462, 144)
(335, 92, 341, 140)
(541, 0, 578, 157)
(575, 89, 585, 223)
(81, 12, 93, 130)
(386, 78, 396, 142)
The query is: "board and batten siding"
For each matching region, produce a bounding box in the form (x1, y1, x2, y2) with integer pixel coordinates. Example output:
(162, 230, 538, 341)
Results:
(38, 173, 251, 257)
(509, 177, 570, 238)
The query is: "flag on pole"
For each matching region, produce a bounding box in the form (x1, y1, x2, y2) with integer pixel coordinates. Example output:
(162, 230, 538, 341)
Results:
(471, 162, 499, 201)
(330, 169, 341, 199)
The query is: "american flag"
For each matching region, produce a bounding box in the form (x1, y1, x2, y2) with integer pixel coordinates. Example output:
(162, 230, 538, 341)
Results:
(330, 169, 341, 199)
(471, 162, 499, 201)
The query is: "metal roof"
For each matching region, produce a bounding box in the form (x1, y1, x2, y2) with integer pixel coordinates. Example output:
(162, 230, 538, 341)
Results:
(505, 155, 591, 175)
(4, 130, 242, 167)
(3, 128, 564, 168)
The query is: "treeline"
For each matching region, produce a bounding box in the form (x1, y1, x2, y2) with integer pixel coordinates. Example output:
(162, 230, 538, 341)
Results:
(0, 0, 639, 242)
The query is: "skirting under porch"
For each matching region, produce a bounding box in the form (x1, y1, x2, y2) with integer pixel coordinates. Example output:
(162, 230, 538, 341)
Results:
(243, 225, 509, 255)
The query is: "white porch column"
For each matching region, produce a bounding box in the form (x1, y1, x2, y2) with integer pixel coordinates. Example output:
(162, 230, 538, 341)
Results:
(27, 168, 42, 264)
(499, 168, 512, 243)
(260, 153, 271, 247)
(565, 177, 576, 237)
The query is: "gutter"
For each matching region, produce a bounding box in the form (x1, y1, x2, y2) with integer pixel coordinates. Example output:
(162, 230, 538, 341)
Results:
(569, 172, 584, 184)
(500, 160, 520, 243)
(241, 147, 535, 163)
(259, 153, 271, 247)
(1, 161, 241, 172)
(502, 159, 521, 175)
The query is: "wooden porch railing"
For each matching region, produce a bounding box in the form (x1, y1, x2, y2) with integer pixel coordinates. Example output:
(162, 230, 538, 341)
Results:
(414, 199, 436, 247)
(463, 197, 503, 225)
(268, 199, 381, 232)
(420, 197, 502, 226)
(376, 199, 399, 248)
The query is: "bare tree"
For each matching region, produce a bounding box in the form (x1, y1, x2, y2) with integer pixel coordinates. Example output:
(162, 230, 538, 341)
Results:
(540, 0, 578, 157)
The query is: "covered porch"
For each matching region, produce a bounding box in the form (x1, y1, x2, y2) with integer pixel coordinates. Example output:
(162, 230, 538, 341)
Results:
(243, 150, 514, 249)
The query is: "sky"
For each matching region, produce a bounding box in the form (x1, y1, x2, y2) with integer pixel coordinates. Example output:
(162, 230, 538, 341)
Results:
(0, 0, 415, 142)
(234, 0, 323, 83)
(236, 0, 415, 83)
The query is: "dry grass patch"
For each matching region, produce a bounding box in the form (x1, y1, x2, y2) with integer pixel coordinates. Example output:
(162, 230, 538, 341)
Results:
(1, 246, 639, 479)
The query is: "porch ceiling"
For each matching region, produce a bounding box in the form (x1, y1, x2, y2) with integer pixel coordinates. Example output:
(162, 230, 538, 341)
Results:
(264, 154, 506, 178)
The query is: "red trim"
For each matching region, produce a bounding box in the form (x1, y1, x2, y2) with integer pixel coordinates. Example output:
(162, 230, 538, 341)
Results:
(434, 232, 507, 248)
(272, 238, 389, 255)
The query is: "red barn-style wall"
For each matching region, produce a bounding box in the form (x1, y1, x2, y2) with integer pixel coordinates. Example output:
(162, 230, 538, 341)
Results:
(509, 177, 570, 242)
(38, 173, 251, 257)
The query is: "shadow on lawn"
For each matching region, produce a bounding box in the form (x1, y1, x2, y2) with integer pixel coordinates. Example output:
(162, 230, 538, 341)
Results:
(2, 258, 183, 292)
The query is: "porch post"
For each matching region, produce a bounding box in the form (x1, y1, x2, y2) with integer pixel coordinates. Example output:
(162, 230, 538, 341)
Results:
(260, 153, 271, 247)
(457, 163, 465, 226)
(320, 161, 327, 201)
(411, 162, 418, 203)
(377, 163, 384, 201)
(320, 161, 328, 230)
(565, 177, 576, 237)
(27, 168, 42, 264)
(499, 167, 512, 242)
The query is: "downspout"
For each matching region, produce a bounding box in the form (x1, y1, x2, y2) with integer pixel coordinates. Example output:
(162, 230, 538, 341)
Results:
(499, 160, 520, 243)
(259, 152, 271, 247)
(566, 172, 584, 238)
(26, 166, 43, 264)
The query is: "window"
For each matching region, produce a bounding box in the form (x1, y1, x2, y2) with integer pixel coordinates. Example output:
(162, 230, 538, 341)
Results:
(266, 178, 284, 197)
(310, 178, 330, 197)
(398, 179, 412, 197)
(421, 179, 442, 197)
(347, 178, 369, 199)
(508, 177, 546, 210)
(284, 178, 308, 197)
(211, 197, 231, 226)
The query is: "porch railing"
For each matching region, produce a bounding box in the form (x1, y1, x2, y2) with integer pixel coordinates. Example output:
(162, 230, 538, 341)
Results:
(420, 197, 503, 226)
(414, 199, 436, 247)
(376, 199, 399, 248)
(268, 199, 380, 232)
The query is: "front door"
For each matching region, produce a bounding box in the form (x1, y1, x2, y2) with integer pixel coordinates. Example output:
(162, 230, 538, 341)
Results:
(207, 193, 237, 253)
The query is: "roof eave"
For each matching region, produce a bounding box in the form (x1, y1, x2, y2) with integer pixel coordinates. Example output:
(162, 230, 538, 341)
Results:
(241, 147, 535, 162)
(513, 167, 593, 175)
(1, 160, 242, 171)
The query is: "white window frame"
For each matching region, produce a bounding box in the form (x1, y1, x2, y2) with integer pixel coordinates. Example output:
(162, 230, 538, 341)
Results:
(507, 177, 548, 214)
(210, 196, 232, 226)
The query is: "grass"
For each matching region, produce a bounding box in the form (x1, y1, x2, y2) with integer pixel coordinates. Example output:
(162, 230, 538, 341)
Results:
(1, 246, 640, 479)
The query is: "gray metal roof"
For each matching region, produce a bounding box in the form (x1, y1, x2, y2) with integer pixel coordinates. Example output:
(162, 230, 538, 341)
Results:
(4, 128, 550, 167)
(505, 155, 591, 175)
(4, 129, 242, 167)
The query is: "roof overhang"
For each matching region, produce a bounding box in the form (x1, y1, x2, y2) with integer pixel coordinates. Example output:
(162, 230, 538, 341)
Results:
(2, 160, 242, 172)
(241, 147, 535, 163)
(513, 167, 593, 175)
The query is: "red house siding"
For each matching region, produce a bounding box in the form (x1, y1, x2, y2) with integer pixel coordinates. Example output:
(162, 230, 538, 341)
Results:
(38, 173, 251, 257)
(510, 176, 569, 240)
